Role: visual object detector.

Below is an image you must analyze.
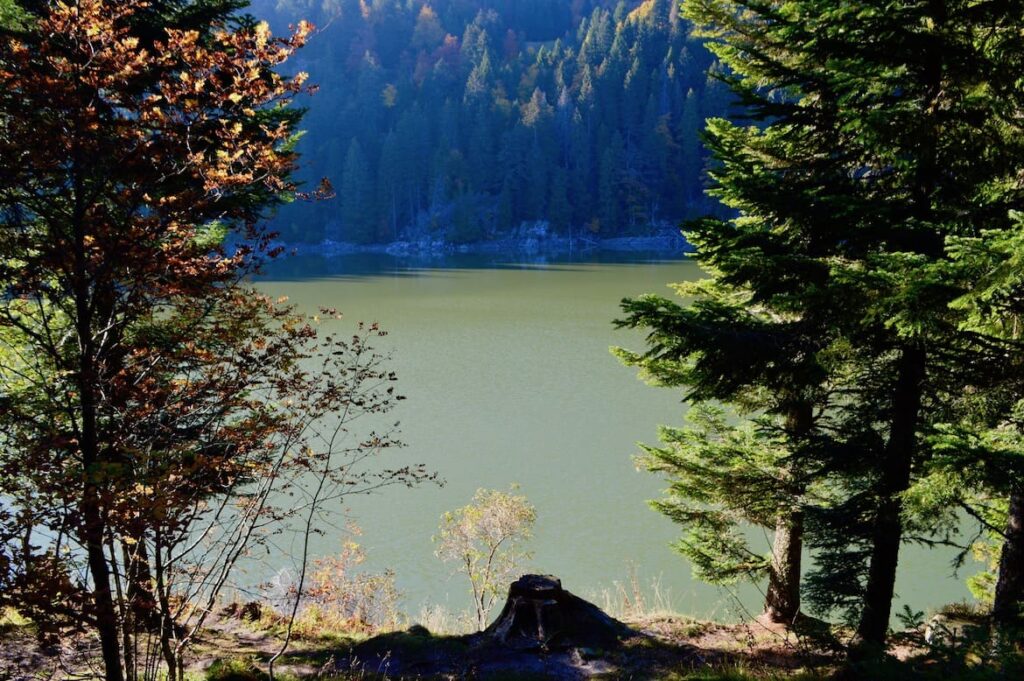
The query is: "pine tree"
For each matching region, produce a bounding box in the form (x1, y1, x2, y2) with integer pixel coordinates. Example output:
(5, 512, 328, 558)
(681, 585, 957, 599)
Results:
(412, 4, 446, 50)
(597, 131, 623, 232)
(621, 399, 819, 624)
(341, 139, 374, 243)
(377, 130, 401, 240)
(676, 88, 701, 206)
(548, 166, 571, 233)
(934, 210, 1024, 629)
(615, 209, 841, 623)
(627, 0, 1024, 652)
(464, 50, 493, 102)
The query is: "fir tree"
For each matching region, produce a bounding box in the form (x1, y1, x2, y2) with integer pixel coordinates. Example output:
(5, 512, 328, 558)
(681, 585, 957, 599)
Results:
(620, 0, 1024, 651)
(341, 139, 373, 243)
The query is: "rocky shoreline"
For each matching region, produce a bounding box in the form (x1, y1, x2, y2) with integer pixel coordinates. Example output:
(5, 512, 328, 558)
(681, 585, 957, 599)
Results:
(275, 231, 692, 260)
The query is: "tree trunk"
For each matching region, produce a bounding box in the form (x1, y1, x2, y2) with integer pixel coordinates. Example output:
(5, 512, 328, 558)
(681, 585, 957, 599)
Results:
(77, 308, 124, 681)
(83, 499, 124, 681)
(109, 539, 134, 681)
(993, 490, 1024, 626)
(855, 346, 925, 649)
(125, 539, 159, 631)
(763, 402, 812, 623)
(764, 509, 804, 623)
(72, 156, 124, 681)
(484, 575, 632, 650)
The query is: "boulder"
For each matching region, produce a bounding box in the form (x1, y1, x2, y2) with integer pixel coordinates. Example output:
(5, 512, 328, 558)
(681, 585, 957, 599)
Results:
(484, 575, 633, 651)
(924, 613, 987, 646)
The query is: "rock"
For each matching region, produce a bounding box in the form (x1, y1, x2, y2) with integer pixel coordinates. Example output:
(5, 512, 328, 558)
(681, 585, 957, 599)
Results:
(484, 574, 633, 652)
(221, 600, 262, 622)
(406, 624, 431, 637)
(924, 614, 986, 646)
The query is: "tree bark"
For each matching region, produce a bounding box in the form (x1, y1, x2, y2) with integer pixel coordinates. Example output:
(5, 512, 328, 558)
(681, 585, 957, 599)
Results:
(855, 345, 926, 649)
(993, 490, 1024, 626)
(125, 539, 159, 631)
(80, 399, 124, 681)
(764, 510, 804, 623)
(763, 402, 812, 623)
(83, 497, 124, 681)
(72, 149, 124, 681)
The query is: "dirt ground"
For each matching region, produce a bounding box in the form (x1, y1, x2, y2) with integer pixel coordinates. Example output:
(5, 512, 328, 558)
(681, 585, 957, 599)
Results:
(0, 610, 842, 681)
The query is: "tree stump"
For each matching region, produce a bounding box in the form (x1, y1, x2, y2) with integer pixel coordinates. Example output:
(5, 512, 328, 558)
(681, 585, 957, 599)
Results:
(483, 575, 632, 651)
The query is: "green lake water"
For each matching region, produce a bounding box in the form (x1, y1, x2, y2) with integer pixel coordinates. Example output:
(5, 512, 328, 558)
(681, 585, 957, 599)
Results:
(255, 252, 973, 623)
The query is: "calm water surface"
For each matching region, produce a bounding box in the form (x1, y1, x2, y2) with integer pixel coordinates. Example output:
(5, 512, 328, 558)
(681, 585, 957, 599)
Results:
(256, 252, 971, 622)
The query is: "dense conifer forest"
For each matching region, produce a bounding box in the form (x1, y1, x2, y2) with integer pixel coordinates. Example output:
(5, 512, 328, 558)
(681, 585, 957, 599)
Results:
(254, 0, 730, 243)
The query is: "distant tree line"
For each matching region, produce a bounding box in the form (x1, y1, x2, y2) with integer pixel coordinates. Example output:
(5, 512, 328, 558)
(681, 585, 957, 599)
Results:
(254, 0, 731, 244)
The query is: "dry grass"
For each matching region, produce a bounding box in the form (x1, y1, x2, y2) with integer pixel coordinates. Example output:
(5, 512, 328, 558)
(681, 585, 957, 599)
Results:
(589, 563, 679, 621)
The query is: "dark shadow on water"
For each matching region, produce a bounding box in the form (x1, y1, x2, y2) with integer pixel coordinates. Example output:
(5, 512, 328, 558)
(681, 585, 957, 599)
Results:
(256, 250, 691, 282)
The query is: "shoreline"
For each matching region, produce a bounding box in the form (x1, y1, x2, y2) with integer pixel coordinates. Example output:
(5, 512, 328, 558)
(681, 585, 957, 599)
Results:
(273, 234, 693, 259)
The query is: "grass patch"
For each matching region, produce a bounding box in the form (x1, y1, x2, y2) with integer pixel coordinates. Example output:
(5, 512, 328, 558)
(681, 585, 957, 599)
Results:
(936, 602, 990, 623)
(205, 657, 268, 681)
(202, 657, 304, 681)
(661, 667, 828, 681)
(0, 606, 33, 636)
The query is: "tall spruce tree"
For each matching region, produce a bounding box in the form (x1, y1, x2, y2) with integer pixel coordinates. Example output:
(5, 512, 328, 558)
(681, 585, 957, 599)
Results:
(620, 0, 1024, 649)
(928, 209, 1024, 629)
(341, 138, 374, 243)
(615, 225, 839, 624)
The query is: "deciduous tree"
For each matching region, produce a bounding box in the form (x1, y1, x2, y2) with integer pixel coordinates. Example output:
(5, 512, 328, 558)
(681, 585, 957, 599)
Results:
(434, 487, 536, 630)
(0, 2, 430, 679)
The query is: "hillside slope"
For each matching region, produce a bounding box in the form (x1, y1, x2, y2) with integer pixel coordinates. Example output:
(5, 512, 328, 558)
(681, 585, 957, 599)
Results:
(253, 0, 730, 244)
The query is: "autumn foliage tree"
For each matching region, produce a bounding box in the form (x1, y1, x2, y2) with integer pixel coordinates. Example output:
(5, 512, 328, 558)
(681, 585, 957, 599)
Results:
(0, 2, 428, 680)
(434, 487, 536, 630)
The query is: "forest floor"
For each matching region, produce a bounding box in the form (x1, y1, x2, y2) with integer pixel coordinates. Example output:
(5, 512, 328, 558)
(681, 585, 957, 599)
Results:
(4, 605, 1014, 681)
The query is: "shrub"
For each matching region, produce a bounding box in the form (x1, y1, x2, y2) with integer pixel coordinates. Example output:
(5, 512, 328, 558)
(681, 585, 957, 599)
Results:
(434, 487, 536, 630)
(268, 529, 401, 639)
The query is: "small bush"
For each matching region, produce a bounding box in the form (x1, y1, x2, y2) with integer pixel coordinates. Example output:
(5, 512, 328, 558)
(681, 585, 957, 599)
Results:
(293, 545, 400, 637)
(265, 531, 402, 640)
(434, 486, 536, 630)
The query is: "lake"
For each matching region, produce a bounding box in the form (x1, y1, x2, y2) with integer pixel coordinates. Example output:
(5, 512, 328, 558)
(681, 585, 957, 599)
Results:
(256, 251, 972, 624)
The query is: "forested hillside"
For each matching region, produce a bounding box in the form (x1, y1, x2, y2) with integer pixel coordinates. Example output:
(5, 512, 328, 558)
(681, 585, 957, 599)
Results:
(254, 0, 731, 244)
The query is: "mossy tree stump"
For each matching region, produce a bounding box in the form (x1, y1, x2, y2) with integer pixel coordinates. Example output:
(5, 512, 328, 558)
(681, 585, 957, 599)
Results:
(483, 575, 632, 651)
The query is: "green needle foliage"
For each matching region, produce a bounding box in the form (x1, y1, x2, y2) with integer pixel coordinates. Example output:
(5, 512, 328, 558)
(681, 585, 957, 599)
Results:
(637, 404, 803, 586)
(615, 246, 839, 625)
(619, 0, 1024, 651)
